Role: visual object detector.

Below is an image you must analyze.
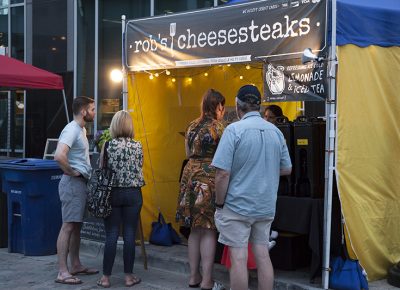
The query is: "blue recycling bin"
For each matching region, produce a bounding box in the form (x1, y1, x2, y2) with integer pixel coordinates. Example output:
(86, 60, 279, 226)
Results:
(0, 159, 63, 256)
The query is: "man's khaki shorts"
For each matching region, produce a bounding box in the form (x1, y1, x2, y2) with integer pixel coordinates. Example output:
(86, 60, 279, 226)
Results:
(215, 206, 274, 248)
(59, 175, 87, 223)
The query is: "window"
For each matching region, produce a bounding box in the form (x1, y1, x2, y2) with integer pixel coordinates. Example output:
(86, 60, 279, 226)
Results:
(11, 5, 23, 60)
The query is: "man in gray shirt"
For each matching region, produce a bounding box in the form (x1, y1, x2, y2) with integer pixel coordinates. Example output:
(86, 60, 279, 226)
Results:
(54, 96, 97, 285)
(212, 85, 292, 290)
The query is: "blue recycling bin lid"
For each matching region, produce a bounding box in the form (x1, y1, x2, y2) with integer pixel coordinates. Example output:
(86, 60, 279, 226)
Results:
(0, 159, 60, 170)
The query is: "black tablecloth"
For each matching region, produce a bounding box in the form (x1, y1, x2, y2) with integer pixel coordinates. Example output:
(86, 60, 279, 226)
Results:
(272, 196, 341, 281)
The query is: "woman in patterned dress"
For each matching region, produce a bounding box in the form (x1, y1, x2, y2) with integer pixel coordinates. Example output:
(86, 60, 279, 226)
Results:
(97, 110, 145, 288)
(176, 89, 226, 289)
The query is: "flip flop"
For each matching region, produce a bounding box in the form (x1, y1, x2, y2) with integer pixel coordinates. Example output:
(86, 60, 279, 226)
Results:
(55, 276, 82, 285)
(125, 276, 141, 287)
(70, 267, 99, 275)
(97, 279, 111, 288)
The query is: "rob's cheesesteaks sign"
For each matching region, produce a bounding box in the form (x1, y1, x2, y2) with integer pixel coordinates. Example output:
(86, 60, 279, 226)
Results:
(125, 0, 327, 71)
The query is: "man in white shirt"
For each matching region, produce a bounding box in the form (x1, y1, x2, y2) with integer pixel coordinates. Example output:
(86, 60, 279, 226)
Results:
(54, 96, 97, 285)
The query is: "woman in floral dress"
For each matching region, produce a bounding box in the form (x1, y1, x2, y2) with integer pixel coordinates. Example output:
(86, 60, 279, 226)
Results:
(176, 89, 225, 290)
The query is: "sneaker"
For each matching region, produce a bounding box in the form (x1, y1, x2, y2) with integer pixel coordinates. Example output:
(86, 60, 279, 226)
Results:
(212, 282, 226, 290)
(268, 240, 276, 250)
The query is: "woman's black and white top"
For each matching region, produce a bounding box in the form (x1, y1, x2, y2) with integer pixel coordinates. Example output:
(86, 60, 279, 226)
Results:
(106, 137, 145, 188)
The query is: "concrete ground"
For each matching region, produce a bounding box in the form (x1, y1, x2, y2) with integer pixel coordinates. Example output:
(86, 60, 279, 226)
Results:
(0, 241, 397, 290)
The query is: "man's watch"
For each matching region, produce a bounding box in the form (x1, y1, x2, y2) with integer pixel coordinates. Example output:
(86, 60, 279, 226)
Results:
(215, 203, 224, 209)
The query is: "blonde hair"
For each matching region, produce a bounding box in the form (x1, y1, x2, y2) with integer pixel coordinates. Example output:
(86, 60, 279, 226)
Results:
(109, 110, 134, 138)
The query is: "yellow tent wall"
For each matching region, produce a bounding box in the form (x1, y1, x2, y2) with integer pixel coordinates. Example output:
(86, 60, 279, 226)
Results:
(126, 64, 300, 240)
(336, 45, 400, 280)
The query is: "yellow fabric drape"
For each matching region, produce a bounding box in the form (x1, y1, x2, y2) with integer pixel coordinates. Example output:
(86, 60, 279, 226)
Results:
(127, 65, 300, 240)
(337, 45, 400, 280)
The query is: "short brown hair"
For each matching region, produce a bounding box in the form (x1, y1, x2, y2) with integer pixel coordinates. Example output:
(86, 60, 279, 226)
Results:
(72, 96, 94, 116)
(109, 110, 134, 139)
(200, 89, 225, 120)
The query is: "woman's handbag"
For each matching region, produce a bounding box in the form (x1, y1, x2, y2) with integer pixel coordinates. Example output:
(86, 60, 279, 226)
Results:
(87, 142, 115, 218)
(149, 212, 181, 246)
(330, 256, 369, 290)
(329, 219, 368, 290)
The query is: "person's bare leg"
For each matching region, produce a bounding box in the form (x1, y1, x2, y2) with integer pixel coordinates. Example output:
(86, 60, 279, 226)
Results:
(69, 223, 83, 271)
(56, 222, 75, 279)
(229, 247, 248, 290)
(188, 228, 202, 286)
(252, 244, 274, 290)
(199, 229, 217, 289)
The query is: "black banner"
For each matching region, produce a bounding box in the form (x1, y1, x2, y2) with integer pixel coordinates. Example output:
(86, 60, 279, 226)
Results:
(125, 0, 327, 71)
(263, 58, 328, 101)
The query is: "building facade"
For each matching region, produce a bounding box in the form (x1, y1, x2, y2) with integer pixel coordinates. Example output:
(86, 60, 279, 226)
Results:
(0, 0, 227, 158)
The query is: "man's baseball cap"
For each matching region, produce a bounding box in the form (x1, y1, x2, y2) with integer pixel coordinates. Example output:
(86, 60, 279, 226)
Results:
(236, 85, 261, 105)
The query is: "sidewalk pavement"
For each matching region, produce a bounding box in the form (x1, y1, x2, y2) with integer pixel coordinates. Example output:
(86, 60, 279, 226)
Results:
(0, 240, 396, 290)
(82, 239, 395, 290)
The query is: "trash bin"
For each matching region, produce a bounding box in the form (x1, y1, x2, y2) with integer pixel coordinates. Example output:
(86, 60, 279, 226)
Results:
(0, 159, 63, 256)
(0, 191, 7, 248)
(0, 158, 10, 248)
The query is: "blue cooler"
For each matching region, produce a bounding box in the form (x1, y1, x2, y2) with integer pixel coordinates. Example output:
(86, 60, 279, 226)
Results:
(0, 159, 63, 255)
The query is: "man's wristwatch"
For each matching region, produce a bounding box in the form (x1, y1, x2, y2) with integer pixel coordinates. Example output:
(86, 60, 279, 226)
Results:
(215, 203, 224, 209)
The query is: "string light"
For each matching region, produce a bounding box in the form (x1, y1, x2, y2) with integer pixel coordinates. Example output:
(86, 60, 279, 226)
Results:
(140, 64, 263, 85)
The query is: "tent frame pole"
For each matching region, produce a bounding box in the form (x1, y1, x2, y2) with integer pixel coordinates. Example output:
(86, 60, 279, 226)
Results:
(122, 15, 128, 111)
(62, 89, 70, 123)
(322, 0, 337, 288)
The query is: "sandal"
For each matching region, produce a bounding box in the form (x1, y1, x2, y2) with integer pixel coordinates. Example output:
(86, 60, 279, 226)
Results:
(125, 275, 141, 287)
(55, 276, 82, 285)
(70, 267, 99, 275)
(97, 279, 111, 288)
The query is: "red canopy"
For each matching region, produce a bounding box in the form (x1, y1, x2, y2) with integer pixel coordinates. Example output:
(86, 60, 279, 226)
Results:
(0, 55, 64, 90)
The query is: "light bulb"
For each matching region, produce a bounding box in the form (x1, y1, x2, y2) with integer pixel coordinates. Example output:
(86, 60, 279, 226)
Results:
(188, 77, 192, 82)
(227, 64, 231, 67)
(155, 73, 159, 77)
(166, 70, 171, 75)
(110, 69, 123, 83)
(204, 72, 208, 77)
(239, 75, 243, 80)
(246, 65, 250, 70)
(172, 78, 176, 82)
(149, 74, 154, 80)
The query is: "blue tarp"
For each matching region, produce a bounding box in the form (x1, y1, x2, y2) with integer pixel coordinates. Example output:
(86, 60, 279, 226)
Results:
(337, 0, 400, 47)
(227, 0, 400, 47)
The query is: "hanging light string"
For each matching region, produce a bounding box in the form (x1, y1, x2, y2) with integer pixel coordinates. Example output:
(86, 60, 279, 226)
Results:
(138, 63, 263, 83)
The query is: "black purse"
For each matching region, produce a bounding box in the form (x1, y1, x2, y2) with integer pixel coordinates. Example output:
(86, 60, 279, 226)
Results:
(87, 142, 115, 218)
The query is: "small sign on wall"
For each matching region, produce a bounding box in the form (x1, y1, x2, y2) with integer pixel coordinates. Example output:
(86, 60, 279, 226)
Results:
(263, 58, 328, 102)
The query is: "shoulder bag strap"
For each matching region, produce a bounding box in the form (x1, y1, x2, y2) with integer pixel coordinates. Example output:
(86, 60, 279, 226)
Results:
(102, 141, 110, 169)
(187, 120, 205, 149)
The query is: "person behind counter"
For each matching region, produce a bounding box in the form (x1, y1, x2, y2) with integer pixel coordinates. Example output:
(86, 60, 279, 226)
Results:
(263, 105, 284, 124)
(96, 110, 145, 288)
(176, 89, 226, 290)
